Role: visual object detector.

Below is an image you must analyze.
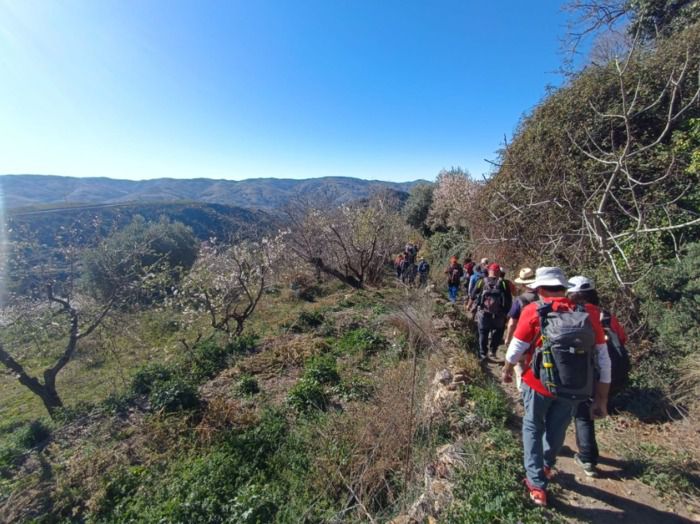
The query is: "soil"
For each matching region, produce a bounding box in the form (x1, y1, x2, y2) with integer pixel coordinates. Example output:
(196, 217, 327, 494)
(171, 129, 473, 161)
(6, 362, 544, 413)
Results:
(483, 355, 700, 523)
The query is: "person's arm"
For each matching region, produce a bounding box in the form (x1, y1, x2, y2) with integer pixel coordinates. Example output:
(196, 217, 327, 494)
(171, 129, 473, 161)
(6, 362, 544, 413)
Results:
(501, 305, 535, 382)
(610, 314, 628, 346)
(589, 305, 612, 418)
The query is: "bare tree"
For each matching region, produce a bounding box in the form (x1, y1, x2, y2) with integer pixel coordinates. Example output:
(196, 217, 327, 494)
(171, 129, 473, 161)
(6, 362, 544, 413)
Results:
(0, 240, 154, 417)
(284, 192, 412, 289)
(175, 234, 283, 344)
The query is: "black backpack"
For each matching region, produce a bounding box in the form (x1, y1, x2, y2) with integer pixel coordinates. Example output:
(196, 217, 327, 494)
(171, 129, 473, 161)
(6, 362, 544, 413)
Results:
(600, 310, 631, 396)
(531, 301, 596, 401)
(448, 265, 462, 285)
(477, 277, 508, 316)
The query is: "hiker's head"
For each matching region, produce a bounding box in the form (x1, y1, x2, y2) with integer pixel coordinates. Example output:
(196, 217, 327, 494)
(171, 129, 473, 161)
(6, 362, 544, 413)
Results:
(500, 268, 507, 279)
(449, 255, 458, 265)
(464, 256, 472, 264)
(487, 263, 501, 278)
(567, 276, 600, 306)
(480, 257, 489, 266)
(514, 267, 536, 291)
(530, 267, 569, 297)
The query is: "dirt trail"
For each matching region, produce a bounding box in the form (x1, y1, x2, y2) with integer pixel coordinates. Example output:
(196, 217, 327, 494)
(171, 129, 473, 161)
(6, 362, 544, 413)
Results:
(483, 356, 699, 524)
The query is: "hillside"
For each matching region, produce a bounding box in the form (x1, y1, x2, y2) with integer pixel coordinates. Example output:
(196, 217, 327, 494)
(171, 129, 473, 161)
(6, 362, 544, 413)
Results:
(7, 201, 277, 247)
(0, 174, 425, 211)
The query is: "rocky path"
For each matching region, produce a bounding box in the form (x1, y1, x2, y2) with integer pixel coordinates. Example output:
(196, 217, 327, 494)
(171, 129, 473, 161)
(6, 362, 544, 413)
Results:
(483, 355, 699, 523)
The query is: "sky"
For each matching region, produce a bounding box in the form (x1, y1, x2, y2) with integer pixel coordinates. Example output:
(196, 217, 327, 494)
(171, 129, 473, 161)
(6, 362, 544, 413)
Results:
(0, 0, 580, 182)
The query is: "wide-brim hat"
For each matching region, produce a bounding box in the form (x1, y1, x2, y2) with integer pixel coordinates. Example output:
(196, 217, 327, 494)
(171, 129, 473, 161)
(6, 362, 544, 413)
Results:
(529, 267, 570, 289)
(567, 275, 595, 293)
(514, 267, 536, 285)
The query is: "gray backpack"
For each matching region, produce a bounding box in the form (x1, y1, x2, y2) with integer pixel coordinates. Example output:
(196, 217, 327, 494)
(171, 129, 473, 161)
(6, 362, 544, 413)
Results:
(531, 301, 596, 401)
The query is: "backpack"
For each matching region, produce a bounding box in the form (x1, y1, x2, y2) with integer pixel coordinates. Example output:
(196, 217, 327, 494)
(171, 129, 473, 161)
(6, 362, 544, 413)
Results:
(405, 244, 417, 264)
(518, 291, 538, 308)
(448, 265, 462, 285)
(600, 310, 631, 396)
(477, 277, 508, 316)
(530, 301, 596, 401)
(418, 261, 429, 273)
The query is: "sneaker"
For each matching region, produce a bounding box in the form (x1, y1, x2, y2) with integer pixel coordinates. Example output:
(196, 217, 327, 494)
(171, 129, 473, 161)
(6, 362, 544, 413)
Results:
(574, 454, 599, 478)
(543, 466, 556, 480)
(524, 479, 547, 507)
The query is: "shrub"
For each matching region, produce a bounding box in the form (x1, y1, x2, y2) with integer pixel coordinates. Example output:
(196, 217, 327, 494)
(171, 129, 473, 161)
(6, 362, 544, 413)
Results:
(468, 384, 510, 427)
(15, 420, 51, 449)
(236, 375, 260, 396)
(287, 378, 328, 413)
(445, 428, 558, 524)
(332, 376, 375, 402)
(149, 377, 200, 412)
(287, 310, 325, 333)
(131, 363, 173, 395)
(304, 354, 340, 385)
(336, 328, 387, 357)
(189, 335, 257, 383)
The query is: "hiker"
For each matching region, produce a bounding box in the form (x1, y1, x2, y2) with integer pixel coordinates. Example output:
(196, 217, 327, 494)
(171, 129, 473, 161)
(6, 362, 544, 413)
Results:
(463, 257, 475, 278)
(500, 267, 611, 507)
(467, 263, 486, 297)
(445, 256, 463, 303)
(567, 275, 629, 478)
(401, 256, 415, 285)
(417, 257, 430, 286)
(504, 267, 538, 388)
(470, 263, 512, 361)
(394, 254, 405, 279)
(404, 242, 419, 264)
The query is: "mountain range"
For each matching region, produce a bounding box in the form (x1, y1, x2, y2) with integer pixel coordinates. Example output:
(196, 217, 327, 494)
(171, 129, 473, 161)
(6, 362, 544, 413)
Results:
(0, 174, 427, 211)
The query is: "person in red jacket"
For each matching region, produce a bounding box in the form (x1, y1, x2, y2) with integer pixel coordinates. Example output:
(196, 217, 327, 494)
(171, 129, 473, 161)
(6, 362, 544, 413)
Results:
(567, 275, 627, 478)
(500, 267, 611, 507)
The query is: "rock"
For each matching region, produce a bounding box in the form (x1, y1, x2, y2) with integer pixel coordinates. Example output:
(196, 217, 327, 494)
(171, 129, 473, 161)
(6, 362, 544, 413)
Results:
(435, 369, 452, 385)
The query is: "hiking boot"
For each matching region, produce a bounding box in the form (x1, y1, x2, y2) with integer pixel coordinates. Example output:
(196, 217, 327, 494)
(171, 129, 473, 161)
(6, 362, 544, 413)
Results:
(524, 479, 547, 507)
(574, 454, 598, 478)
(543, 466, 556, 480)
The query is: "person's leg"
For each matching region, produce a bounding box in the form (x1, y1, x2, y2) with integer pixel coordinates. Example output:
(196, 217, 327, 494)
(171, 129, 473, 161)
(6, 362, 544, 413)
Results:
(542, 398, 576, 469)
(477, 314, 491, 359)
(574, 400, 599, 465)
(448, 285, 457, 302)
(522, 386, 551, 490)
(490, 322, 505, 357)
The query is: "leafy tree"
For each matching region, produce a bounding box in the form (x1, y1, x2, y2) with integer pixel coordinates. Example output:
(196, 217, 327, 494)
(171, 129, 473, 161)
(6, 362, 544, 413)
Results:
(81, 216, 197, 302)
(402, 183, 434, 234)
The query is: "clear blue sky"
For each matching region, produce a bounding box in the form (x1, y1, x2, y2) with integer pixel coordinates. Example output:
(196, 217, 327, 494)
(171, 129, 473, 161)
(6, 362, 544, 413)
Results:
(0, 0, 578, 182)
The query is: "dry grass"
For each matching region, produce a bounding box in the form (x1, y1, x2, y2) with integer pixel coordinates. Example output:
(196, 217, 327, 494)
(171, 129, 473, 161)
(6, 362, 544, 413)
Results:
(675, 355, 700, 415)
(194, 397, 258, 445)
(237, 333, 330, 377)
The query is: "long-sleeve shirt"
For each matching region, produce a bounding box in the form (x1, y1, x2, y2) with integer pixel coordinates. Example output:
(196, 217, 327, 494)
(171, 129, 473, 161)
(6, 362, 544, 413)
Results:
(505, 296, 611, 397)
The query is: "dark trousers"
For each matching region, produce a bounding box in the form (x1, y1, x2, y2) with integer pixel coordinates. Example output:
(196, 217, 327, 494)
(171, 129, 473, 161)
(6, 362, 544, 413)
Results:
(574, 400, 599, 465)
(477, 312, 505, 358)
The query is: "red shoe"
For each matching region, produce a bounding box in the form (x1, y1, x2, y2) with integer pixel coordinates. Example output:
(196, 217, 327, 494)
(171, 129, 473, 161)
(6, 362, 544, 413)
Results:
(544, 466, 556, 480)
(524, 479, 548, 507)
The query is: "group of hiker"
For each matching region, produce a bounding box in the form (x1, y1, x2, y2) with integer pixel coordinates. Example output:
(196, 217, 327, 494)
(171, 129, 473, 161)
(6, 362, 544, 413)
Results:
(394, 242, 430, 287)
(443, 255, 631, 508)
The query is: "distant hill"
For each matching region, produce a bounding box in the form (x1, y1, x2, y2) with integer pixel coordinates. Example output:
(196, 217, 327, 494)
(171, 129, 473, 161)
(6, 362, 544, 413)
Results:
(0, 174, 427, 211)
(7, 201, 277, 248)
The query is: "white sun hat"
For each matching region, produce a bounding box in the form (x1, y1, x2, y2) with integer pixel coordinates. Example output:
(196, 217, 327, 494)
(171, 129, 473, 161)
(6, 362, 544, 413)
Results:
(567, 275, 595, 293)
(529, 267, 570, 289)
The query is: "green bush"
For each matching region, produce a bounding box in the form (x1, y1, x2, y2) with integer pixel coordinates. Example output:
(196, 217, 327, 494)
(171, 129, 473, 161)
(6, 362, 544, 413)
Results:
(445, 428, 559, 524)
(287, 378, 328, 413)
(332, 376, 375, 402)
(0, 419, 52, 474)
(131, 363, 173, 395)
(91, 409, 336, 523)
(336, 328, 387, 357)
(468, 384, 510, 427)
(288, 310, 325, 333)
(149, 377, 200, 413)
(188, 335, 257, 383)
(303, 354, 340, 385)
(236, 375, 260, 396)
